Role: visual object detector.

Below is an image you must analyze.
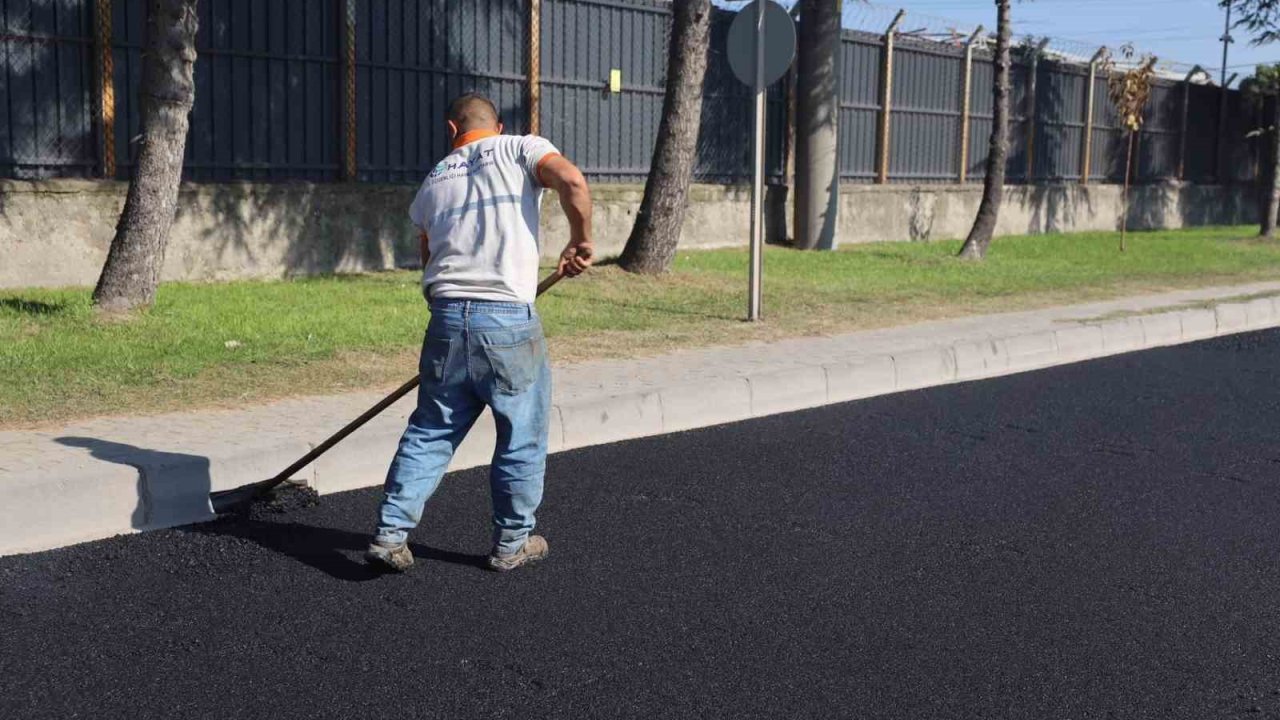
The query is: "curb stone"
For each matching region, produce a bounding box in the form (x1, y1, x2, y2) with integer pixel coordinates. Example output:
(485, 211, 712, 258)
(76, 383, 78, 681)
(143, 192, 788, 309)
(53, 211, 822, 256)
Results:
(5, 290, 1280, 556)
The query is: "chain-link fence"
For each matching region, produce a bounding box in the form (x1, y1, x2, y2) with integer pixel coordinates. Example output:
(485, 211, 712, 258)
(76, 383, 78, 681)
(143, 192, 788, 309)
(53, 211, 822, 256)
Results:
(0, 0, 1267, 186)
(0, 0, 98, 179)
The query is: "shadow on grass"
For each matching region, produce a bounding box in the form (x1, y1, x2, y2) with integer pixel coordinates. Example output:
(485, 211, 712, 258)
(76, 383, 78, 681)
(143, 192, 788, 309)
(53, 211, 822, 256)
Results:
(0, 298, 67, 316)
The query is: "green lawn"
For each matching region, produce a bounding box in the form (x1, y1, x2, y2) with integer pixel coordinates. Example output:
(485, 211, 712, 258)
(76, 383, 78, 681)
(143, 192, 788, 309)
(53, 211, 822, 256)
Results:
(4, 225, 1280, 427)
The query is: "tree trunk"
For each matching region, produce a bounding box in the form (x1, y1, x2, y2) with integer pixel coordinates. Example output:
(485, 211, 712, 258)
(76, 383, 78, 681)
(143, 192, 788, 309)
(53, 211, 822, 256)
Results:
(793, 0, 841, 250)
(957, 0, 1011, 260)
(1120, 131, 1133, 252)
(1263, 97, 1280, 239)
(93, 0, 199, 313)
(618, 0, 712, 274)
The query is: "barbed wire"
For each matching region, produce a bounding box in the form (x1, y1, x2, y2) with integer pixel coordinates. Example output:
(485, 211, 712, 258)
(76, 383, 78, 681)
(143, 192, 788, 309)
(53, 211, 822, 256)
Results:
(712, 1, 1267, 85)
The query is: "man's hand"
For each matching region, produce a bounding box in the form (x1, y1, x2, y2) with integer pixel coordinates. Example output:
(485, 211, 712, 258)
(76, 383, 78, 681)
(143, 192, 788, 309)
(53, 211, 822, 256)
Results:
(558, 241, 594, 277)
(538, 154, 593, 280)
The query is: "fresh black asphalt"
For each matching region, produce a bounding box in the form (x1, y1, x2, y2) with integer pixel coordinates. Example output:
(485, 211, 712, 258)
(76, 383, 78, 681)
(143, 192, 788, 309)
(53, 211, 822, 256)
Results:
(5, 330, 1280, 719)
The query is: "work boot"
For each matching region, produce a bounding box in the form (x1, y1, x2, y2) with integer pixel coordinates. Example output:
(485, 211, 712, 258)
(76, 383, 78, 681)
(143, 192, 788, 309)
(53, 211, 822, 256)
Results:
(487, 535, 549, 572)
(365, 539, 414, 572)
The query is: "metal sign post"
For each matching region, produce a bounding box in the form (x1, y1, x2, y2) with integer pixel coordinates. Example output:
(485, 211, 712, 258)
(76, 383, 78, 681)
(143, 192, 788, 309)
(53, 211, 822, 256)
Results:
(748, 0, 765, 321)
(727, 0, 795, 323)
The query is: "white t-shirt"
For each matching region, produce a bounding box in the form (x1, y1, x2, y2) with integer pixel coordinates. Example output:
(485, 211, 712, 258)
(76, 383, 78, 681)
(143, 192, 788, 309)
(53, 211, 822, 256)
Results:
(408, 132, 560, 303)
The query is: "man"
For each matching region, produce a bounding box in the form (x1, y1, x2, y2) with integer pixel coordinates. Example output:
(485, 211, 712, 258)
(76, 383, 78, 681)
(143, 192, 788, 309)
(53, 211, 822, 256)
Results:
(365, 93, 593, 573)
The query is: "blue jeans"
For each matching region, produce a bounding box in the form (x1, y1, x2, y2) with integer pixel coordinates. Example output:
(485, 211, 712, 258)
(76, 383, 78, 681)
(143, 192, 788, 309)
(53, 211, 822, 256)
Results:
(375, 299, 551, 555)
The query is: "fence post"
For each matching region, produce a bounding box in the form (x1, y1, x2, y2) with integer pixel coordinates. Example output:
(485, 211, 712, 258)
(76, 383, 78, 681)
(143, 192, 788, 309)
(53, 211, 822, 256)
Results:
(93, 0, 115, 178)
(1024, 38, 1049, 180)
(957, 26, 983, 183)
(1080, 47, 1106, 185)
(1215, 72, 1237, 183)
(528, 0, 541, 135)
(340, 0, 357, 181)
(876, 10, 904, 185)
(1178, 66, 1206, 180)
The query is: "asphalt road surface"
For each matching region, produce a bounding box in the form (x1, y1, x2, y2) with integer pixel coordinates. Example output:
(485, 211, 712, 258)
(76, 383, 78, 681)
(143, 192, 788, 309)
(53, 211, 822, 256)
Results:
(5, 330, 1280, 719)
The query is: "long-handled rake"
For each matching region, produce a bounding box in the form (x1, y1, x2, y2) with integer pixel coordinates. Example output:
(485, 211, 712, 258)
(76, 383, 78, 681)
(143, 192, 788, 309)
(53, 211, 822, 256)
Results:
(208, 270, 564, 515)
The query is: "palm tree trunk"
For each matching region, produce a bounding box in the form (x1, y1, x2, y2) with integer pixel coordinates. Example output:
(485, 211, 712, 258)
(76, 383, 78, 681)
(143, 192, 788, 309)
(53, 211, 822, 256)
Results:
(93, 0, 198, 313)
(1263, 97, 1280, 239)
(618, 0, 712, 274)
(793, 0, 842, 250)
(1121, 131, 1133, 252)
(957, 0, 1011, 260)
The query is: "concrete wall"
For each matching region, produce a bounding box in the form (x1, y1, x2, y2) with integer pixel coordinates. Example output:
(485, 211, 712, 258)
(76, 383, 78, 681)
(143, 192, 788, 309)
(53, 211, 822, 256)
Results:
(0, 179, 1258, 289)
(0, 180, 753, 289)
(839, 182, 1259, 243)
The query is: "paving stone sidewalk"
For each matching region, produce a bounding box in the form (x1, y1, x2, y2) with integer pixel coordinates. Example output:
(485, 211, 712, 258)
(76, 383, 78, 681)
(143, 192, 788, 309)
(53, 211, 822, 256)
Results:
(5, 280, 1280, 555)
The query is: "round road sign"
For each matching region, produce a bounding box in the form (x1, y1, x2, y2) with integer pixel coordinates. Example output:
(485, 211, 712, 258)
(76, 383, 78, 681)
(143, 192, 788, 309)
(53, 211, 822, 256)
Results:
(726, 0, 797, 89)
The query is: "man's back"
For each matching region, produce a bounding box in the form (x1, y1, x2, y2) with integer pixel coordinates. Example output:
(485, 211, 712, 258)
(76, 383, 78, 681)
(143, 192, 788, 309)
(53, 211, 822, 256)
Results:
(409, 131, 559, 303)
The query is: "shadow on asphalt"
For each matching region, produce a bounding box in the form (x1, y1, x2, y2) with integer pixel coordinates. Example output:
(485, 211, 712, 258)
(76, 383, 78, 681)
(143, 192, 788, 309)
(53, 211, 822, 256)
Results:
(53, 437, 489, 582)
(183, 518, 488, 582)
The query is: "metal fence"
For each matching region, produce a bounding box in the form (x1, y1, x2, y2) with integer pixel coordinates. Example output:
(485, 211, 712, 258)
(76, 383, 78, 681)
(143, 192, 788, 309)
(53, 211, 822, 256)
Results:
(0, 0, 1267, 187)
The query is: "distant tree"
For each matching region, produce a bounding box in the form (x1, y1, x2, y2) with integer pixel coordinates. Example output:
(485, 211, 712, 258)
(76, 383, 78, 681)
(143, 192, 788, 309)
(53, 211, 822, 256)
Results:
(1225, 0, 1280, 43)
(957, 0, 1011, 260)
(619, 0, 712, 274)
(1227, 2, 1280, 237)
(1241, 64, 1280, 237)
(1105, 49, 1157, 252)
(93, 0, 199, 313)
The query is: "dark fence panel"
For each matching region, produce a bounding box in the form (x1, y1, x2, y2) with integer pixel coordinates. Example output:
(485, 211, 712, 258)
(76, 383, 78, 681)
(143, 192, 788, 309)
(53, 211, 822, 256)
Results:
(962, 53, 1030, 183)
(1033, 61, 1085, 181)
(1136, 79, 1180, 181)
(0, 0, 1270, 189)
(356, 0, 527, 183)
(888, 39, 963, 183)
(965, 54, 993, 181)
(837, 31, 881, 183)
(540, 0, 666, 184)
(697, 7, 784, 183)
(1, 0, 96, 179)
(114, 0, 341, 181)
(1220, 90, 1261, 183)
(540, 1, 780, 184)
(1184, 83, 1220, 183)
(1086, 73, 1123, 183)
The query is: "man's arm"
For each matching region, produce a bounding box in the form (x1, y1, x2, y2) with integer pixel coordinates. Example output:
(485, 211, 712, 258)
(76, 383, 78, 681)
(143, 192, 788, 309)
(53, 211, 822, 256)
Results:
(538, 155, 593, 277)
(419, 230, 430, 268)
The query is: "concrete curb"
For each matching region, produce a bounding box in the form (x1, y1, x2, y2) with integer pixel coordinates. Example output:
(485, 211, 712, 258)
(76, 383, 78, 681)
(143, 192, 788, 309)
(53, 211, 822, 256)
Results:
(4, 293, 1280, 556)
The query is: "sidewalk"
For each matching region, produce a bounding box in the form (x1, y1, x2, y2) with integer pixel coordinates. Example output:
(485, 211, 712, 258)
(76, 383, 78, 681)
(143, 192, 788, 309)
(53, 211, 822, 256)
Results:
(5, 280, 1280, 556)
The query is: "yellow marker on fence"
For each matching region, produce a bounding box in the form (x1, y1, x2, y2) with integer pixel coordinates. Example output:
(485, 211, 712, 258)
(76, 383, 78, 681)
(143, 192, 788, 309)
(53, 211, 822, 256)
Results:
(609, 69, 622, 93)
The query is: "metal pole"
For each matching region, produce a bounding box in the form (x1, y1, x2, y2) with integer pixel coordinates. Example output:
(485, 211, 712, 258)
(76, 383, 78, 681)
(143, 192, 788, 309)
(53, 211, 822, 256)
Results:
(1217, 0, 1234, 182)
(340, 0, 358, 181)
(1025, 38, 1050, 180)
(876, 10, 905, 185)
(1081, 47, 1106, 185)
(1218, 72, 1238, 182)
(1220, 1, 1233, 88)
(93, 0, 115, 178)
(958, 26, 983, 183)
(528, 0, 542, 135)
(1178, 65, 1206, 180)
(748, 0, 766, 321)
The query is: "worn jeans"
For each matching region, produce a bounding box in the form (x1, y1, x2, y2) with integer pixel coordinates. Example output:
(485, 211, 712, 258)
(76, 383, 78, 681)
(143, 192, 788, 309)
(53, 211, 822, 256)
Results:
(375, 299, 551, 555)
